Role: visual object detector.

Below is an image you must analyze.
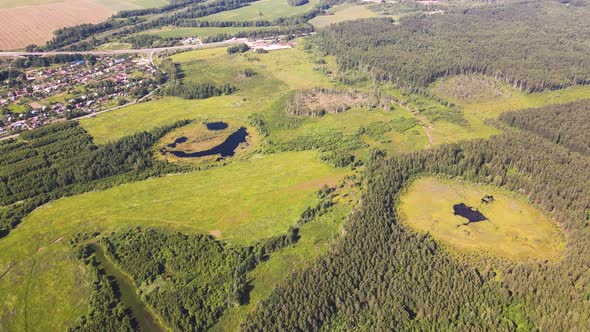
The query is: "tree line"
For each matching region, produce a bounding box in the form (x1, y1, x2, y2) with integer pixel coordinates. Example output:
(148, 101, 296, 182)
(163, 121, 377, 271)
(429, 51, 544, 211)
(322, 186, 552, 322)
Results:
(241, 103, 590, 330)
(315, 0, 590, 92)
(0, 120, 190, 237)
(499, 99, 590, 156)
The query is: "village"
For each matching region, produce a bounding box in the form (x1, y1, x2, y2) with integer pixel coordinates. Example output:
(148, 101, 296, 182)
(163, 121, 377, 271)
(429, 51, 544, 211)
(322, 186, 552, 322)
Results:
(0, 55, 159, 138)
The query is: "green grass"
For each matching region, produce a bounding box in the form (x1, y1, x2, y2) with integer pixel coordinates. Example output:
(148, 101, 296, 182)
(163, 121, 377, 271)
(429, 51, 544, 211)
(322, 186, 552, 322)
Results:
(421, 77, 590, 146)
(269, 106, 429, 155)
(398, 176, 565, 260)
(7, 103, 30, 114)
(82, 44, 333, 143)
(201, 0, 319, 22)
(140, 26, 277, 39)
(96, 42, 132, 50)
(309, 4, 378, 28)
(0, 151, 346, 330)
(212, 203, 350, 331)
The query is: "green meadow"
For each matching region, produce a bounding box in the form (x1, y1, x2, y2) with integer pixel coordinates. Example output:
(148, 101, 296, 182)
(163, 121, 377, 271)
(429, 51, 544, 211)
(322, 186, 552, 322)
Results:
(140, 26, 277, 39)
(398, 177, 565, 260)
(309, 4, 378, 28)
(212, 203, 351, 331)
(0, 151, 346, 330)
(82, 44, 333, 144)
(201, 0, 319, 21)
(421, 77, 590, 146)
(96, 41, 132, 50)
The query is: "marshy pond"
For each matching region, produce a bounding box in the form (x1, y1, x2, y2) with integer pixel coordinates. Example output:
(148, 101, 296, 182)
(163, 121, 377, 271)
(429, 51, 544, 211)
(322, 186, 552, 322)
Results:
(453, 203, 488, 223)
(90, 244, 165, 332)
(168, 127, 248, 159)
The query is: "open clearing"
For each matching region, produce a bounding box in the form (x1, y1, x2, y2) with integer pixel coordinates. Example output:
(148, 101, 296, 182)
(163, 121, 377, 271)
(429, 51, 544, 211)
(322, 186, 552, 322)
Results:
(398, 177, 564, 260)
(310, 4, 378, 28)
(81, 44, 333, 143)
(202, 0, 319, 21)
(422, 77, 590, 146)
(140, 26, 278, 39)
(0, 151, 346, 330)
(0, 0, 167, 50)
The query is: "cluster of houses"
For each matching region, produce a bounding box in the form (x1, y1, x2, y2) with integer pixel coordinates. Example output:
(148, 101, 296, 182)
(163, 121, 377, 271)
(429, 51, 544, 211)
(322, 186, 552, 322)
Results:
(0, 56, 158, 138)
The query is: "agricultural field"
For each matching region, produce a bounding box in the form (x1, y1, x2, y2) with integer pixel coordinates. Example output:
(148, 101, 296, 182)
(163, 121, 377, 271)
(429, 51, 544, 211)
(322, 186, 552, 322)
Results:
(0, 0, 168, 50)
(398, 177, 565, 260)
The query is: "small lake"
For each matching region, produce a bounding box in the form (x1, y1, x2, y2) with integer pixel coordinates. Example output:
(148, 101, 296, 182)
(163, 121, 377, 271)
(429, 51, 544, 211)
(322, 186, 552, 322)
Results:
(167, 136, 187, 148)
(206, 122, 229, 130)
(453, 203, 487, 223)
(169, 127, 248, 159)
(91, 244, 165, 332)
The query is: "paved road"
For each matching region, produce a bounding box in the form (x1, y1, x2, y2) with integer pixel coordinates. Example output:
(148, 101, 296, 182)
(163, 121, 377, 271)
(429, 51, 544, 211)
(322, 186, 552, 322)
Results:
(0, 38, 247, 58)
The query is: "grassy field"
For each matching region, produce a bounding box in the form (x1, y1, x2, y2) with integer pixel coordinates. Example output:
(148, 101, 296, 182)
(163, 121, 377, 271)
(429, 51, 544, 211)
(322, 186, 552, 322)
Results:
(212, 202, 351, 331)
(269, 106, 429, 155)
(96, 41, 132, 50)
(398, 177, 565, 260)
(421, 77, 590, 146)
(202, 0, 319, 21)
(309, 4, 378, 28)
(140, 26, 277, 39)
(0, 151, 346, 330)
(82, 44, 333, 143)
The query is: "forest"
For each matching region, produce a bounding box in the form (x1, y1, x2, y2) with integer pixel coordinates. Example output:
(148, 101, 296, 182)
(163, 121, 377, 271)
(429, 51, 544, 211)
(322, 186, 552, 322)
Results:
(315, 0, 590, 92)
(242, 119, 590, 331)
(499, 99, 590, 156)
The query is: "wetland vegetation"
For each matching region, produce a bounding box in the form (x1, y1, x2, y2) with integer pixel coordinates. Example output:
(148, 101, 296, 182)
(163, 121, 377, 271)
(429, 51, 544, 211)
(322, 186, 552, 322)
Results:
(1, 0, 590, 331)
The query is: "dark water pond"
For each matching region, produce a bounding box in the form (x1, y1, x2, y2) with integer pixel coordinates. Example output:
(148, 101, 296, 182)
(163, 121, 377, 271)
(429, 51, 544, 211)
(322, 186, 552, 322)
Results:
(90, 244, 165, 332)
(169, 127, 248, 159)
(453, 203, 487, 223)
(206, 122, 229, 130)
(167, 136, 187, 148)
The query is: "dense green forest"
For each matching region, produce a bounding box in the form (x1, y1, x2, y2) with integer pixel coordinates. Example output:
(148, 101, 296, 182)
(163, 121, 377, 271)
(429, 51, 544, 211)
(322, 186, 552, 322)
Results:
(243, 121, 590, 330)
(315, 0, 590, 92)
(499, 99, 590, 156)
(103, 228, 257, 331)
(69, 222, 304, 331)
(70, 245, 136, 332)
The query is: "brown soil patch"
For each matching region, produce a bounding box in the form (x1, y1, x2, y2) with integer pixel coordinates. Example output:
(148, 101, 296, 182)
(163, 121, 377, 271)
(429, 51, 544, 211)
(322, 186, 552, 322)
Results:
(209, 230, 222, 238)
(286, 89, 383, 117)
(0, 0, 114, 50)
